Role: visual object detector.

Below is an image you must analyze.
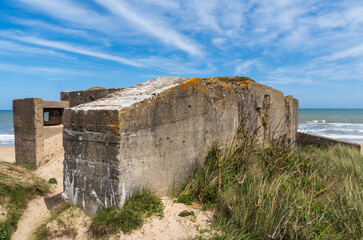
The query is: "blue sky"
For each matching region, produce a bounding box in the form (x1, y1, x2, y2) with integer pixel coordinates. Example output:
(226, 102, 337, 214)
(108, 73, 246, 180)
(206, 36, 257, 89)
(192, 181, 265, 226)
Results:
(0, 0, 363, 109)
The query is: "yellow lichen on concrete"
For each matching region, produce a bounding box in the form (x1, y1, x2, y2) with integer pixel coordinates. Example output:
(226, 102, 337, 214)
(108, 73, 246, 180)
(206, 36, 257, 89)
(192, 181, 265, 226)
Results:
(104, 114, 120, 136)
(229, 86, 235, 96)
(178, 78, 201, 92)
(206, 77, 217, 82)
(220, 82, 228, 91)
(240, 80, 250, 89)
(160, 77, 240, 98)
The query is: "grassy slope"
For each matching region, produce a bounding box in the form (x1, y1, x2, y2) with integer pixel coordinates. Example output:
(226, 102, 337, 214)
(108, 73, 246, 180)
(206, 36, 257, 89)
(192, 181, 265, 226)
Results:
(0, 162, 51, 240)
(181, 133, 363, 239)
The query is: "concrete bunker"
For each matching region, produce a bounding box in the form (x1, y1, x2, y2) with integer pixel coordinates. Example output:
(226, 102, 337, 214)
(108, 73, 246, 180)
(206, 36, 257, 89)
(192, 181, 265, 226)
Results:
(12, 87, 126, 168)
(61, 76, 299, 215)
(13, 98, 69, 168)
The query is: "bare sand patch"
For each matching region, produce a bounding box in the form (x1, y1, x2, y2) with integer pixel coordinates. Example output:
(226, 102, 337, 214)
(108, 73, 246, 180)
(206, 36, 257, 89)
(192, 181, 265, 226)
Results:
(0, 146, 15, 163)
(33, 198, 215, 240)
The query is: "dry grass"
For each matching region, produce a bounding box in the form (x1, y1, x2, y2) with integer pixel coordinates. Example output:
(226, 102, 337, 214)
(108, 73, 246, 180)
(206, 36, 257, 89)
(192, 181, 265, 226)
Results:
(179, 124, 363, 239)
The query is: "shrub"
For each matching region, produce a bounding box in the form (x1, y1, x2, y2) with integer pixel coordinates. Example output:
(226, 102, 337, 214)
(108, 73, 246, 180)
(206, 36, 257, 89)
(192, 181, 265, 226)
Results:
(90, 189, 163, 237)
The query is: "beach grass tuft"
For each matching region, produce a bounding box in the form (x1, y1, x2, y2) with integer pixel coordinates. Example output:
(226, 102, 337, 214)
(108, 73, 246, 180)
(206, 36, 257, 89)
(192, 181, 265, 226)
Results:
(90, 189, 164, 237)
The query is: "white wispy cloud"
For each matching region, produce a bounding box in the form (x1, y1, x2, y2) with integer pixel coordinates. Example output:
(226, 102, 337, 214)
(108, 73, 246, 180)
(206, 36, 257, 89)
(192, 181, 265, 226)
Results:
(320, 43, 363, 61)
(12, 36, 143, 67)
(0, 62, 98, 77)
(16, 0, 114, 32)
(0, 39, 74, 59)
(235, 60, 258, 75)
(12, 19, 90, 38)
(94, 0, 203, 56)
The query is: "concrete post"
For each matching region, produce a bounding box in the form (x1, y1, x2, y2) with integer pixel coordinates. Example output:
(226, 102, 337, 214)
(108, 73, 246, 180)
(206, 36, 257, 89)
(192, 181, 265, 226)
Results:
(13, 98, 44, 167)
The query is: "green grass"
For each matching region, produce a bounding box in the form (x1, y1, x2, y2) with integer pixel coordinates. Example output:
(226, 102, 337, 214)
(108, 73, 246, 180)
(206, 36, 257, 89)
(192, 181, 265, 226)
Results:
(175, 193, 194, 205)
(48, 178, 58, 185)
(179, 210, 195, 217)
(0, 162, 51, 240)
(179, 126, 363, 239)
(90, 189, 164, 237)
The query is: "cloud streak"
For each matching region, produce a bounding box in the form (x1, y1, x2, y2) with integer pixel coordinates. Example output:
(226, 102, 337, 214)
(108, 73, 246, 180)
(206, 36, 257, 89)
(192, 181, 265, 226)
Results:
(12, 36, 143, 67)
(16, 0, 113, 31)
(94, 0, 203, 56)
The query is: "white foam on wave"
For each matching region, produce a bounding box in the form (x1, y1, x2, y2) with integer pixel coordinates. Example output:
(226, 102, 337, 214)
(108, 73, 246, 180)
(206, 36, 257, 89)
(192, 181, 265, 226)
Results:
(0, 134, 14, 140)
(311, 120, 327, 123)
(0, 134, 14, 146)
(299, 120, 363, 142)
(308, 129, 363, 133)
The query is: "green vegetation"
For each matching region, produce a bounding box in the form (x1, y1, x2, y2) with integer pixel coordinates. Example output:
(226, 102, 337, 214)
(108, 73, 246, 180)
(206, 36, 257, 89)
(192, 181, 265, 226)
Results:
(179, 210, 195, 217)
(90, 189, 164, 237)
(214, 76, 255, 83)
(0, 162, 51, 240)
(48, 178, 58, 185)
(175, 193, 194, 205)
(179, 125, 363, 239)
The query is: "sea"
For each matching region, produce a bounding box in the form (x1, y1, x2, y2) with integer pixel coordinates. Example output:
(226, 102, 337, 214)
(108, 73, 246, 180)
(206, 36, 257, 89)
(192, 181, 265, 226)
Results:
(0, 110, 14, 146)
(0, 109, 363, 146)
(299, 109, 363, 143)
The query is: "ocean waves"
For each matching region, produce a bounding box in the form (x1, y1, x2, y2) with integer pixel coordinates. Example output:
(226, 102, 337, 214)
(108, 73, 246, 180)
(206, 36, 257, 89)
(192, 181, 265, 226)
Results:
(0, 134, 14, 146)
(299, 120, 363, 142)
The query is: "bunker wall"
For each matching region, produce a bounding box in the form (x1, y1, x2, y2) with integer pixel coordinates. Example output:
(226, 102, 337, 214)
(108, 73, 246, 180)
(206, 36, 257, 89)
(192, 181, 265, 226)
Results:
(61, 88, 123, 107)
(62, 77, 299, 215)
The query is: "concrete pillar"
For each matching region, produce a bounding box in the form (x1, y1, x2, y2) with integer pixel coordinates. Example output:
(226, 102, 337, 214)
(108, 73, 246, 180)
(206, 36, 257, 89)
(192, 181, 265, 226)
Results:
(13, 98, 44, 167)
(13, 98, 69, 168)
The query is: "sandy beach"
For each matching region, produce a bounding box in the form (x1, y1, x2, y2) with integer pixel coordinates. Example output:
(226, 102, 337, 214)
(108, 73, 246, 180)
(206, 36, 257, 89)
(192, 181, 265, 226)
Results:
(0, 146, 15, 163)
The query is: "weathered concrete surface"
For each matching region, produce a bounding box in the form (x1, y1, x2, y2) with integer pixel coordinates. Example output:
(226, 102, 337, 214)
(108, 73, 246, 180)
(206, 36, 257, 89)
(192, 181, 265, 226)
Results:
(297, 132, 363, 154)
(61, 87, 123, 107)
(62, 76, 299, 215)
(13, 98, 44, 167)
(13, 98, 69, 168)
(43, 100, 69, 109)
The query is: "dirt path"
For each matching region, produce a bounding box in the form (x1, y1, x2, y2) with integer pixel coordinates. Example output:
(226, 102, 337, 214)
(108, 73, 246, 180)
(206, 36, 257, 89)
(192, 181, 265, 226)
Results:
(11, 155, 64, 240)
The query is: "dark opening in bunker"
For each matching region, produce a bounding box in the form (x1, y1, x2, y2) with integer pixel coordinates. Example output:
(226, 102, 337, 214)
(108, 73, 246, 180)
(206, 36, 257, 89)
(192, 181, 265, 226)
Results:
(43, 108, 63, 125)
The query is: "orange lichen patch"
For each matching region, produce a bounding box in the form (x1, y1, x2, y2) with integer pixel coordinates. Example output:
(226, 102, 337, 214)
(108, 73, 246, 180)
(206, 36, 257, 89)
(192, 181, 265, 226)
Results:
(178, 78, 201, 92)
(220, 82, 228, 91)
(240, 80, 250, 89)
(104, 114, 120, 136)
(199, 85, 209, 93)
(119, 110, 126, 114)
(206, 77, 218, 82)
(229, 86, 235, 96)
(160, 96, 169, 101)
(161, 77, 207, 95)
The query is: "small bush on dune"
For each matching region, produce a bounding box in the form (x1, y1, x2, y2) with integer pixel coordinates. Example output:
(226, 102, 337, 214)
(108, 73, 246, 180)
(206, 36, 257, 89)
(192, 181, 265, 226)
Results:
(179, 122, 363, 239)
(90, 189, 163, 237)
